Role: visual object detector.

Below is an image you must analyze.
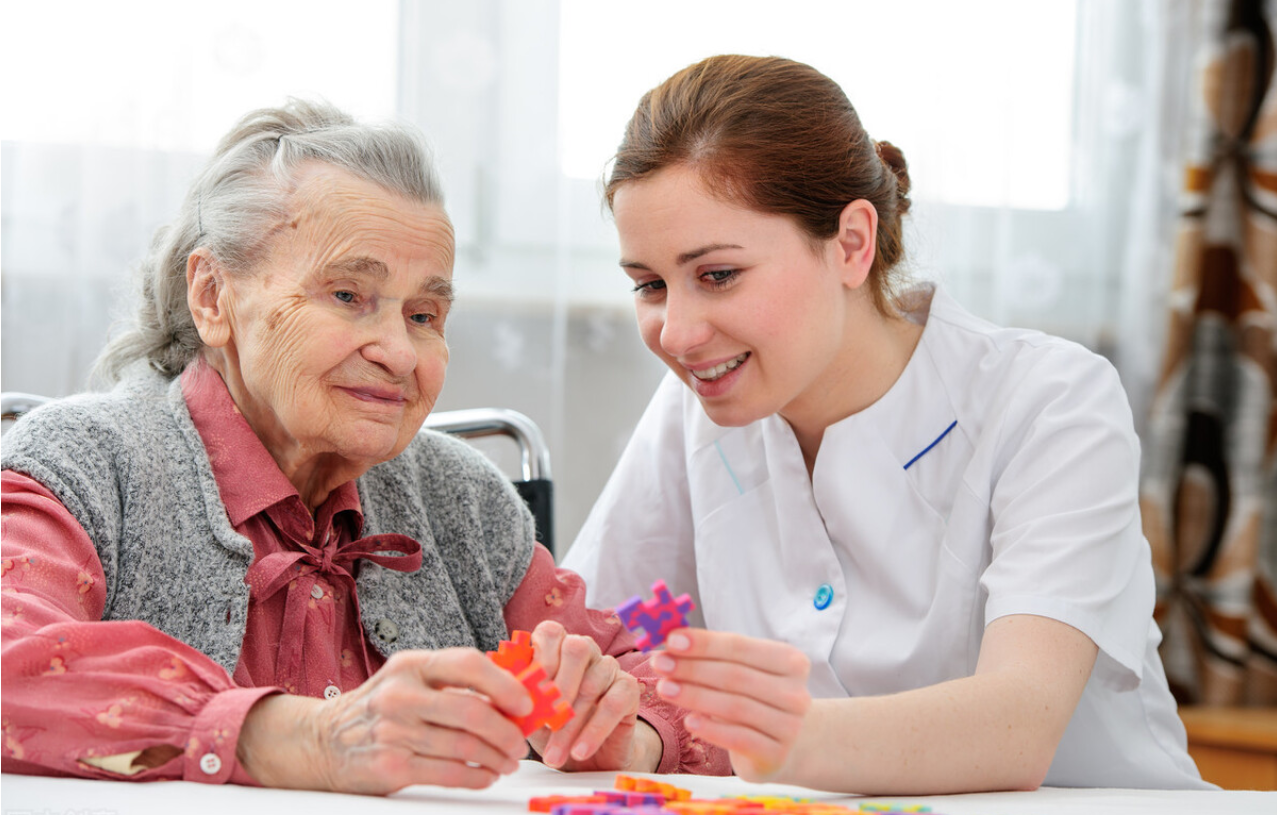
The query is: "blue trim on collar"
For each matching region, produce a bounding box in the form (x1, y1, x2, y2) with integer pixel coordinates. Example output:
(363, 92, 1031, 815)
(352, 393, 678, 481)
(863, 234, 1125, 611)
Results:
(714, 439, 745, 495)
(904, 420, 958, 471)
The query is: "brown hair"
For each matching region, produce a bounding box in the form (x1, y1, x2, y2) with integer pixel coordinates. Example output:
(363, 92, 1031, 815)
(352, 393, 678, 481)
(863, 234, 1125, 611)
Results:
(606, 55, 912, 314)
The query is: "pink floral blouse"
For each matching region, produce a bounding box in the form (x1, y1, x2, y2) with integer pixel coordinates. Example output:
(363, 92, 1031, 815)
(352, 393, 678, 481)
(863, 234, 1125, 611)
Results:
(1, 362, 727, 783)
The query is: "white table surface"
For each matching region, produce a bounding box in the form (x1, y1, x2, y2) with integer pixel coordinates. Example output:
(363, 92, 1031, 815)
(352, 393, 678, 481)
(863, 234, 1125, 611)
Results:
(3, 761, 1274, 814)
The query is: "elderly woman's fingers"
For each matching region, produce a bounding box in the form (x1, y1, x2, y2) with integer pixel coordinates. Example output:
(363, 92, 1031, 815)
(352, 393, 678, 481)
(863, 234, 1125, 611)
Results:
(527, 623, 608, 767)
(534, 623, 596, 703)
(305, 647, 538, 793)
(395, 648, 532, 717)
(533, 652, 640, 770)
(399, 755, 503, 790)
(402, 702, 523, 773)
(564, 665, 639, 762)
(382, 651, 530, 759)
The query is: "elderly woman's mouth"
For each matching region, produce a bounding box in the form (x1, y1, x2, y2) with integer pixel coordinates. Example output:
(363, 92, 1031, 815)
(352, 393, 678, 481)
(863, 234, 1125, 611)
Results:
(337, 386, 409, 406)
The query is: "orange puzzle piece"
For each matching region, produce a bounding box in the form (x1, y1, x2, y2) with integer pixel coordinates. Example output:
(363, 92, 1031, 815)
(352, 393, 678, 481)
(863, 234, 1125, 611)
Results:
(510, 663, 573, 736)
(489, 629, 534, 674)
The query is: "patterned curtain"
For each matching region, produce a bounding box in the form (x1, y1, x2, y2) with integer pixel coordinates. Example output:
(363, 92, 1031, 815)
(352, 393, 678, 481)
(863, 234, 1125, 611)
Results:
(1141, 0, 1277, 706)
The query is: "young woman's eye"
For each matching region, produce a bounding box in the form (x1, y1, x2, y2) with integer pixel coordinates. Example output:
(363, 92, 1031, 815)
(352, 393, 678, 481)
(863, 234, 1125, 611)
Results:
(632, 279, 667, 296)
(702, 269, 739, 287)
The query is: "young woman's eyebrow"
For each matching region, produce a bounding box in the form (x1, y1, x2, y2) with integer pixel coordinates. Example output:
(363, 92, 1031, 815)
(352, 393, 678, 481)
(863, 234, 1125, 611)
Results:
(620, 243, 745, 270)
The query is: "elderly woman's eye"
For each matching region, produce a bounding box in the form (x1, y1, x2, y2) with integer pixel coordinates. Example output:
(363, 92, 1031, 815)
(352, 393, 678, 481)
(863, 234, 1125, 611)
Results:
(410, 312, 435, 325)
(334, 290, 357, 304)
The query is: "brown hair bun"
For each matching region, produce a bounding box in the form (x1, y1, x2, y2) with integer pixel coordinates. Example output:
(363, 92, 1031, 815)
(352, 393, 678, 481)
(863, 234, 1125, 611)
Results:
(874, 140, 912, 215)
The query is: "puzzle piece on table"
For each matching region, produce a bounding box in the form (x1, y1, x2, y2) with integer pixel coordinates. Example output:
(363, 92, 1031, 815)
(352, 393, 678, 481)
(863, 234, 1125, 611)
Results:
(527, 793, 609, 812)
(616, 579, 695, 651)
(615, 774, 692, 801)
(546, 804, 652, 815)
(595, 790, 668, 807)
(489, 629, 535, 674)
(542, 804, 619, 815)
(510, 663, 574, 736)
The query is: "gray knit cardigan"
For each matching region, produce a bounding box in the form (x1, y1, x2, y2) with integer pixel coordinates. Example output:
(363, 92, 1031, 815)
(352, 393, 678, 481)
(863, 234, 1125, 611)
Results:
(0, 367, 537, 675)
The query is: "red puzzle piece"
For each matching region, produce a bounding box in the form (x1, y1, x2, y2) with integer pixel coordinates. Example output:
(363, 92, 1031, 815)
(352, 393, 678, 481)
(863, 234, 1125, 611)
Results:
(510, 663, 574, 736)
(489, 629, 534, 674)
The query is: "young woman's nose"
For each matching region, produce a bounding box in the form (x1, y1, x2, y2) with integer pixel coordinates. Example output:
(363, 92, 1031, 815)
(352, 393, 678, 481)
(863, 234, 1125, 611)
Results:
(659, 290, 714, 358)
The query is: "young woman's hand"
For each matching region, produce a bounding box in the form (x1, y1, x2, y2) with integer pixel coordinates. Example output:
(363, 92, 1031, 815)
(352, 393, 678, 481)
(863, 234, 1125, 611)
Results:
(525, 619, 660, 772)
(237, 648, 532, 794)
(650, 628, 811, 781)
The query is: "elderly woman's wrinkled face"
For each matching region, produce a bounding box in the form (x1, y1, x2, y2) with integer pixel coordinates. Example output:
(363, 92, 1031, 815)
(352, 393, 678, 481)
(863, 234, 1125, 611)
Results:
(201, 164, 455, 481)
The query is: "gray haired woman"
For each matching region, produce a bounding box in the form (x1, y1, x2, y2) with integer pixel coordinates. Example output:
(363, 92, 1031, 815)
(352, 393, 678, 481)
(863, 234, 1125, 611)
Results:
(1, 100, 725, 793)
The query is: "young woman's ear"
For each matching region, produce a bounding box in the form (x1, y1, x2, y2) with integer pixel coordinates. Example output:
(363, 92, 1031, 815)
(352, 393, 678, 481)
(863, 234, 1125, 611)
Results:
(186, 250, 232, 348)
(832, 199, 878, 290)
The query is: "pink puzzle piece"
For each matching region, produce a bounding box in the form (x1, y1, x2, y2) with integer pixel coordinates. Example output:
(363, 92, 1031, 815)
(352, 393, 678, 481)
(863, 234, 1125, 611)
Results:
(616, 579, 695, 651)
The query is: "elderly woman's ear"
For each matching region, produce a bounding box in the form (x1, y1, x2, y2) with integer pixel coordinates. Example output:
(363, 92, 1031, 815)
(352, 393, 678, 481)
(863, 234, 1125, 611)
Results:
(186, 249, 233, 349)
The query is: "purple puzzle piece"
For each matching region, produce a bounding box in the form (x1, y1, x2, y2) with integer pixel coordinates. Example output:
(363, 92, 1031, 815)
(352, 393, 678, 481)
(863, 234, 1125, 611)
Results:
(616, 579, 695, 651)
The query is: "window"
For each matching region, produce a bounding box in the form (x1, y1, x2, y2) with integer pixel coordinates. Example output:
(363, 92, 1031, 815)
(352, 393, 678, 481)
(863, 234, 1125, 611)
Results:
(559, 0, 1078, 211)
(1, 1, 399, 153)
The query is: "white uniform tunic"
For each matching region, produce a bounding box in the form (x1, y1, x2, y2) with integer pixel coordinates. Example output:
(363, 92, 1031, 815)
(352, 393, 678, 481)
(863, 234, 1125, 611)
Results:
(566, 285, 1208, 789)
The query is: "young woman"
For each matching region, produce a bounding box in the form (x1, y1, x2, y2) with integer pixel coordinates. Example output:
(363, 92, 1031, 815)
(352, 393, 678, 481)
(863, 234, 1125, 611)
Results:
(563, 54, 1209, 794)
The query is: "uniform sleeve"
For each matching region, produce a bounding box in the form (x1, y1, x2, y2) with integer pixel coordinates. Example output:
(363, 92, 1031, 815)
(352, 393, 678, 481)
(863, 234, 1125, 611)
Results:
(980, 347, 1154, 690)
(1, 470, 277, 784)
(563, 373, 702, 621)
(503, 544, 730, 775)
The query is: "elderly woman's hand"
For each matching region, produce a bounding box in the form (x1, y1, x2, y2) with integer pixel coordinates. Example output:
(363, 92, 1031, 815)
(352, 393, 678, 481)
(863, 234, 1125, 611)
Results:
(237, 648, 532, 794)
(525, 620, 661, 772)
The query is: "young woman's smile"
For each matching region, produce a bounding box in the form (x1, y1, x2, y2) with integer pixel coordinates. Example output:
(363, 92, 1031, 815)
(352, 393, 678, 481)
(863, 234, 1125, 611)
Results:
(613, 165, 878, 435)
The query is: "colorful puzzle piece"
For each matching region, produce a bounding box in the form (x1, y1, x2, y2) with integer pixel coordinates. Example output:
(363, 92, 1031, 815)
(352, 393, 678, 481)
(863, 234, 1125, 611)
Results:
(595, 790, 668, 807)
(488, 631, 574, 735)
(528, 793, 609, 812)
(511, 663, 574, 736)
(490, 629, 535, 674)
(615, 775, 692, 801)
(615, 579, 695, 651)
(547, 804, 626, 815)
(524, 777, 939, 815)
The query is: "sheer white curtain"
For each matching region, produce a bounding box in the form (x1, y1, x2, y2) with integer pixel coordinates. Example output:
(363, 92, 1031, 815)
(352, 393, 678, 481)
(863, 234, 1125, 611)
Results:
(1, 0, 1187, 552)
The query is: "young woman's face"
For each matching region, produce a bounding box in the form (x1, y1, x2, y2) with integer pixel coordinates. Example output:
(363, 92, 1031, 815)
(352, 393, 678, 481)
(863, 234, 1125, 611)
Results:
(612, 165, 858, 430)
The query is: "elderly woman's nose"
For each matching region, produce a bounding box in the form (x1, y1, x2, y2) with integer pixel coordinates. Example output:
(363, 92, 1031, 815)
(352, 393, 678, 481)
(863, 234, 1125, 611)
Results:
(361, 313, 418, 376)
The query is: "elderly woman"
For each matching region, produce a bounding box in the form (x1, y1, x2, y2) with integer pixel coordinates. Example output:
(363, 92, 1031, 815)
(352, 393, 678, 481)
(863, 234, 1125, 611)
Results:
(0, 100, 726, 792)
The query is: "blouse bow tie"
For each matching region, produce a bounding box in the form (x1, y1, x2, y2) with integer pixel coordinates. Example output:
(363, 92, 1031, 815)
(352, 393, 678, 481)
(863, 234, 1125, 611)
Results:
(246, 529, 423, 684)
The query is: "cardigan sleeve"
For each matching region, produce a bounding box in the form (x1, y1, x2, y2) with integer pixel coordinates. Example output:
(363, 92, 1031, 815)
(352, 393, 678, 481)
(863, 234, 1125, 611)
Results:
(502, 544, 731, 775)
(1, 470, 275, 784)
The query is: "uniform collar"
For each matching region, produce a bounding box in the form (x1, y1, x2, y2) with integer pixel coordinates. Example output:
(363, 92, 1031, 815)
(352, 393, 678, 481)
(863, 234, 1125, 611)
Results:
(815, 283, 959, 473)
